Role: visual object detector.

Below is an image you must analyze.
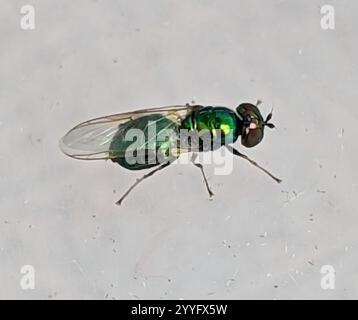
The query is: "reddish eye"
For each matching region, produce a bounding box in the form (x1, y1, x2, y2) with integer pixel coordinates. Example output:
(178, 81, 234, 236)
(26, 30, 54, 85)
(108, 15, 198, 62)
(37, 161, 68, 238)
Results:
(236, 103, 265, 148)
(249, 122, 257, 129)
(242, 122, 263, 148)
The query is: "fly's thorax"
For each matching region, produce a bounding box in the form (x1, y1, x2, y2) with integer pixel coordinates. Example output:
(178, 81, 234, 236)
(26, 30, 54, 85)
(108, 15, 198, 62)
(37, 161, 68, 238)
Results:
(180, 106, 239, 151)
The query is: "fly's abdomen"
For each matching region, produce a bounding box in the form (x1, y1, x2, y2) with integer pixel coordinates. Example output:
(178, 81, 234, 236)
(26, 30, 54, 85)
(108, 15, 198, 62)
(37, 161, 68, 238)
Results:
(181, 107, 238, 151)
(110, 114, 179, 170)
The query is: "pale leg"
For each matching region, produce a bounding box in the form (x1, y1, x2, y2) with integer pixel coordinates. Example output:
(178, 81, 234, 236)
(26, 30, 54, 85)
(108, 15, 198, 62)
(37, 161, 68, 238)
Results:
(116, 162, 172, 206)
(190, 153, 214, 198)
(226, 145, 282, 183)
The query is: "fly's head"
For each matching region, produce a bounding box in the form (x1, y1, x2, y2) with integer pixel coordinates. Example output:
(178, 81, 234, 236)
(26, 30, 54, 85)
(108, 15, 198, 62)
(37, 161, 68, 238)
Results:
(235, 103, 276, 148)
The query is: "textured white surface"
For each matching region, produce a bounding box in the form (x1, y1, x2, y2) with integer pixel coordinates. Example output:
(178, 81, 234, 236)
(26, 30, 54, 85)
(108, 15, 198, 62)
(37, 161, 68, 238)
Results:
(1, 0, 357, 299)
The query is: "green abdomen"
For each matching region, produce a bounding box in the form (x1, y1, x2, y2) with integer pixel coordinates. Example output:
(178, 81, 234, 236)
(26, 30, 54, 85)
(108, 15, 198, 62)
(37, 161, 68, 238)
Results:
(180, 106, 238, 150)
(110, 114, 179, 170)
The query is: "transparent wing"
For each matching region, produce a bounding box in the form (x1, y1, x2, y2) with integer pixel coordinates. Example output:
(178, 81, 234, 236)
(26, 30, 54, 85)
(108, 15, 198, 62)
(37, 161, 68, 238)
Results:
(59, 105, 198, 160)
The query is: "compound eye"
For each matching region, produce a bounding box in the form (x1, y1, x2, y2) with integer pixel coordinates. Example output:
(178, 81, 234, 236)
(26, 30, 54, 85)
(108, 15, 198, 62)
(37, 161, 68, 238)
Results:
(236, 103, 266, 148)
(236, 103, 263, 121)
(241, 119, 263, 148)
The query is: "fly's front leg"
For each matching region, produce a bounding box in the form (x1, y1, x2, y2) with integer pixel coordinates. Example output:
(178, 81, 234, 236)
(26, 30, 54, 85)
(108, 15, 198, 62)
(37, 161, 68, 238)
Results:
(190, 153, 214, 198)
(226, 145, 282, 183)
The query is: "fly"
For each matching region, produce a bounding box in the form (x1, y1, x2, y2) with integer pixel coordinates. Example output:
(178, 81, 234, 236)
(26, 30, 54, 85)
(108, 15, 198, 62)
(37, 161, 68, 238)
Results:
(60, 101, 282, 205)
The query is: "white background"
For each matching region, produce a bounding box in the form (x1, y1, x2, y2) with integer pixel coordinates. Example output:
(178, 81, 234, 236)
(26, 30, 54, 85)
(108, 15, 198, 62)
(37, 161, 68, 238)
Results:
(1, 0, 357, 299)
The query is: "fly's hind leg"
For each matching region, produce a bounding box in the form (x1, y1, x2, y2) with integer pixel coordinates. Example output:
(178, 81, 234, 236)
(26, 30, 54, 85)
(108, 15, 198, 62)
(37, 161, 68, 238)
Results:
(116, 161, 172, 206)
(191, 153, 214, 198)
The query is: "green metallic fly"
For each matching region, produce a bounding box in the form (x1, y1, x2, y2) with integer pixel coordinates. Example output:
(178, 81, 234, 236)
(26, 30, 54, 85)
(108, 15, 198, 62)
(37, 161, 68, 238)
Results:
(60, 101, 282, 205)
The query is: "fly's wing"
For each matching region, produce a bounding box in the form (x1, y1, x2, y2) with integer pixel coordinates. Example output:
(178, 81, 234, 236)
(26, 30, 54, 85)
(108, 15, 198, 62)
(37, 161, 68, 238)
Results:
(59, 105, 199, 160)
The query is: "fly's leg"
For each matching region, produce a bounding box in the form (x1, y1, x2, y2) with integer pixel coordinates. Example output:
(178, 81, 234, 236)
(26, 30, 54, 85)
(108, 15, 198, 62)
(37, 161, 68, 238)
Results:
(116, 161, 172, 206)
(190, 153, 214, 198)
(226, 145, 282, 183)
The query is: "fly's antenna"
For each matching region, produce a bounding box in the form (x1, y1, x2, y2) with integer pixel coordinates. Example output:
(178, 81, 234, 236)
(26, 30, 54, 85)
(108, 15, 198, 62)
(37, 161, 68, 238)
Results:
(264, 107, 275, 129)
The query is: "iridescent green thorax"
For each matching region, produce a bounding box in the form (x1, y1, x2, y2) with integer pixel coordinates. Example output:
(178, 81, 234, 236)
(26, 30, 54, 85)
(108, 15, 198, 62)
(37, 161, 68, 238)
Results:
(180, 106, 240, 148)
